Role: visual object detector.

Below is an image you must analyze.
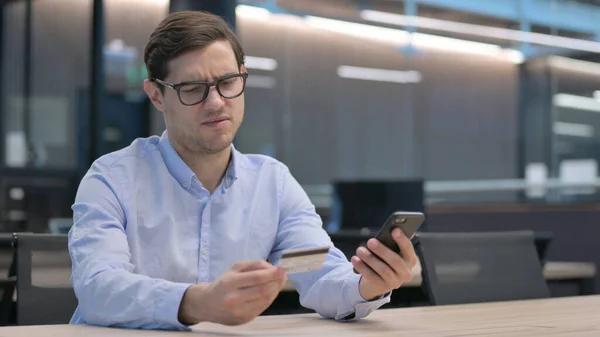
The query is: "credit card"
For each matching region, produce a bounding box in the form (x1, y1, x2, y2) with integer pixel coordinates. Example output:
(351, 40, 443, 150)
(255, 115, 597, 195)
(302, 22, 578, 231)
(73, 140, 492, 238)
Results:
(277, 246, 330, 274)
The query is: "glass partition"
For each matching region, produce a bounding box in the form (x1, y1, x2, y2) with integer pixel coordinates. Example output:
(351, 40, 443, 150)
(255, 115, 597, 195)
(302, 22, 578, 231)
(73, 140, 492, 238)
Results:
(234, 0, 600, 207)
(1, 0, 92, 169)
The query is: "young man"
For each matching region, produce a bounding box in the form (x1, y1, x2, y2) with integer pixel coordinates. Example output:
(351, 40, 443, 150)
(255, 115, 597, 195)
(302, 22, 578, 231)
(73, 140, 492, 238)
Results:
(68, 11, 418, 330)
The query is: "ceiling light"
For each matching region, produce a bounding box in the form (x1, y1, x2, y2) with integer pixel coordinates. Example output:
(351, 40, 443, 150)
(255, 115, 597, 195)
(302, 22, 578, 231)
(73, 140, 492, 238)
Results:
(554, 121, 594, 137)
(554, 93, 600, 112)
(506, 50, 525, 64)
(337, 65, 421, 83)
(548, 56, 600, 75)
(306, 15, 521, 63)
(236, 4, 271, 19)
(246, 75, 277, 89)
(412, 32, 499, 55)
(304, 16, 410, 45)
(245, 56, 278, 71)
(236, 6, 522, 64)
(361, 10, 600, 54)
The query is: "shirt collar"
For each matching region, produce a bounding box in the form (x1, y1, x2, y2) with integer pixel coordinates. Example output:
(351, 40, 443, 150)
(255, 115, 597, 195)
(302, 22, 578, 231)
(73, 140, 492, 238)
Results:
(224, 145, 238, 189)
(158, 130, 238, 191)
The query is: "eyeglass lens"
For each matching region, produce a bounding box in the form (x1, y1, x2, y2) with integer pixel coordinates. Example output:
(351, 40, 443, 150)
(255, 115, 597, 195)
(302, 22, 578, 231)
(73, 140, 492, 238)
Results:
(178, 75, 245, 105)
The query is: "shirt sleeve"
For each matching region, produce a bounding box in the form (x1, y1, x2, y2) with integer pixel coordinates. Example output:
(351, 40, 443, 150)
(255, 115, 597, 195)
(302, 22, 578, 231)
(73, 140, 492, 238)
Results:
(268, 164, 391, 321)
(69, 162, 194, 330)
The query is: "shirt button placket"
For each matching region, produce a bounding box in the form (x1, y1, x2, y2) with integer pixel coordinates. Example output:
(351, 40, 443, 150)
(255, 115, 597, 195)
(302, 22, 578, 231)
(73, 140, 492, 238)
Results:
(199, 201, 211, 283)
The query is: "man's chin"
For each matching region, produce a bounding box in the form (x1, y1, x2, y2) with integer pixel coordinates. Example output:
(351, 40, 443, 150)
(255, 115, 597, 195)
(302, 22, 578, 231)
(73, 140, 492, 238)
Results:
(198, 137, 233, 154)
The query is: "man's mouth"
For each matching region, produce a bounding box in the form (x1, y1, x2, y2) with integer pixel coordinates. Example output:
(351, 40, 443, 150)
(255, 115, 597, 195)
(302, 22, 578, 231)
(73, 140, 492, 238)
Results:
(202, 117, 230, 127)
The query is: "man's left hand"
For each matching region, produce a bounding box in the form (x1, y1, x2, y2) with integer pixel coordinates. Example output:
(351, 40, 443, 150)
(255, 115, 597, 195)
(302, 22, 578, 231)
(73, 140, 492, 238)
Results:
(351, 228, 418, 301)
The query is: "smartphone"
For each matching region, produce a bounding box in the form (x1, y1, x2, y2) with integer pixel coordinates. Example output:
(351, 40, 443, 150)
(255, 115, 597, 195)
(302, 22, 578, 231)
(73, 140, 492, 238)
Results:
(372, 211, 424, 254)
(353, 211, 424, 273)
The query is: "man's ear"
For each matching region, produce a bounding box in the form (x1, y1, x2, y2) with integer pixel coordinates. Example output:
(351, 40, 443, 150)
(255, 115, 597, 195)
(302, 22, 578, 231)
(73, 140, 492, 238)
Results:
(240, 64, 247, 74)
(144, 79, 166, 113)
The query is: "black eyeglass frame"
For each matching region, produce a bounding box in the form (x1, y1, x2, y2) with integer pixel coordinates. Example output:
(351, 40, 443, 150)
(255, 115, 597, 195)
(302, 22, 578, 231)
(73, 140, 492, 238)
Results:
(152, 72, 249, 106)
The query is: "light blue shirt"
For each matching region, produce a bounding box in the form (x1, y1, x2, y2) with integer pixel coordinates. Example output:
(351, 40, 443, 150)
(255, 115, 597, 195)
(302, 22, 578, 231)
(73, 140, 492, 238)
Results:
(68, 131, 390, 330)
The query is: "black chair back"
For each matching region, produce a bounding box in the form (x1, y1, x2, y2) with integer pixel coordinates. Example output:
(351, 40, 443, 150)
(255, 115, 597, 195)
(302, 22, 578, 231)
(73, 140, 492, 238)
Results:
(415, 230, 550, 306)
(534, 231, 553, 266)
(14, 233, 77, 325)
(0, 234, 16, 325)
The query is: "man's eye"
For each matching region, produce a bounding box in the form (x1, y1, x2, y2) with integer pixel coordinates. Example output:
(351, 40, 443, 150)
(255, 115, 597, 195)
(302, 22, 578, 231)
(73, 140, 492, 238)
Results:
(181, 84, 203, 93)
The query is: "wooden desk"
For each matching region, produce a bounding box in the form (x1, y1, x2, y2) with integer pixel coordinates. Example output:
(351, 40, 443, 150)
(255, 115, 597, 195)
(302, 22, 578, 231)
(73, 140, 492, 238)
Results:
(1, 295, 598, 336)
(281, 261, 596, 292)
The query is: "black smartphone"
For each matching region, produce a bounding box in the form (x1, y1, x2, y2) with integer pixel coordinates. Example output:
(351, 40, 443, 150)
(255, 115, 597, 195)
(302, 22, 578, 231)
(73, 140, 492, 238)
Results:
(372, 211, 424, 254)
(353, 211, 424, 273)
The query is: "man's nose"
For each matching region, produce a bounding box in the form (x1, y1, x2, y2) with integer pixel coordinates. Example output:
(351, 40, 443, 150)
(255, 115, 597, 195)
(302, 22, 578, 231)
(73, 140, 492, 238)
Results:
(203, 86, 225, 110)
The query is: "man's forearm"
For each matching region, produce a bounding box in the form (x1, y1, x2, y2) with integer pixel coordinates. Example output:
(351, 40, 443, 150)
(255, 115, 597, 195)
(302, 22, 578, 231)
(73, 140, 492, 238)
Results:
(73, 263, 194, 330)
(292, 252, 391, 321)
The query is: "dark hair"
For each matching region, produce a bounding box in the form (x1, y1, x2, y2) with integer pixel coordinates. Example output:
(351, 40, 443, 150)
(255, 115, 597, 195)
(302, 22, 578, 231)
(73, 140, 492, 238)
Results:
(144, 11, 245, 84)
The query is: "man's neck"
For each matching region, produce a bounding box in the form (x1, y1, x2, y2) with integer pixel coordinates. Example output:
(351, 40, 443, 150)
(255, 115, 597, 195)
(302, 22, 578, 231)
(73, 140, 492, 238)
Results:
(172, 140, 232, 194)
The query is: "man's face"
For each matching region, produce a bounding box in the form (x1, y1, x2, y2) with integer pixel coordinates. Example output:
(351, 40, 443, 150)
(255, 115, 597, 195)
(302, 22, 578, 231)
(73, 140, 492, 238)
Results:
(145, 40, 245, 154)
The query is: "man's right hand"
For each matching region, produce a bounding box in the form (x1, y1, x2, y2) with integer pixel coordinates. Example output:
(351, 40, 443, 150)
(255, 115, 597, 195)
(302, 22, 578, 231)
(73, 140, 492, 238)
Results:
(178, 260, 287, 326)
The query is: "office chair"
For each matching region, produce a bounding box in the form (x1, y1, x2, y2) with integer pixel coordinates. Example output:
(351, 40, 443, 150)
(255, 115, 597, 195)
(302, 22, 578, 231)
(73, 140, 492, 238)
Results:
(414, 230, 550, 306)
(13, 233, 78, 325)
(534, 231, 553, 267)
(328, 179, 425, 232)
(0, 234, 16, 325)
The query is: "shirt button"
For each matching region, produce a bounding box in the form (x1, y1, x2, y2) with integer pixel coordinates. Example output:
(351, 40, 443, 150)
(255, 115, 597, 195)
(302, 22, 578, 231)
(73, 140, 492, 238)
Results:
(201, 248, 208, 255)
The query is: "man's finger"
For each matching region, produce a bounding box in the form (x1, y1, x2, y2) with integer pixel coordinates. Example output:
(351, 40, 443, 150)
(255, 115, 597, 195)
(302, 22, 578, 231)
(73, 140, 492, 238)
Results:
(235, 279, 282, 303)
(232, 287, 280, 318)
(351, 256, 381, 283)
(356, 247, 397, 283)
(232, 259, 274, 272)
(241, 295, 278, 316)
(392, 228, 419, 268)
(234, 268, 282, 288)
(366, 238, 407, 277)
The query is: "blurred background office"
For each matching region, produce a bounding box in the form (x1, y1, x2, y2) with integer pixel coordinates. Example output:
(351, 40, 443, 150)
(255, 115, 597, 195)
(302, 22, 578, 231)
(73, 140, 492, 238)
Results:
(1, 0, 599, 323)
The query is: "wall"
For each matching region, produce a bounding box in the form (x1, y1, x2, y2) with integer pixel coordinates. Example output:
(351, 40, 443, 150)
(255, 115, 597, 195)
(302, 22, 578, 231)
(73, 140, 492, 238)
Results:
(235, 14, 520, 186)
(1, 0, 92, 170)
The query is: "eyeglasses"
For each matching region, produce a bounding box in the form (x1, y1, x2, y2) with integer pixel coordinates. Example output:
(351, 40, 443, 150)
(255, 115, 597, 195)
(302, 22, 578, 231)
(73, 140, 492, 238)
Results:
(153, 72, 249, 106)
